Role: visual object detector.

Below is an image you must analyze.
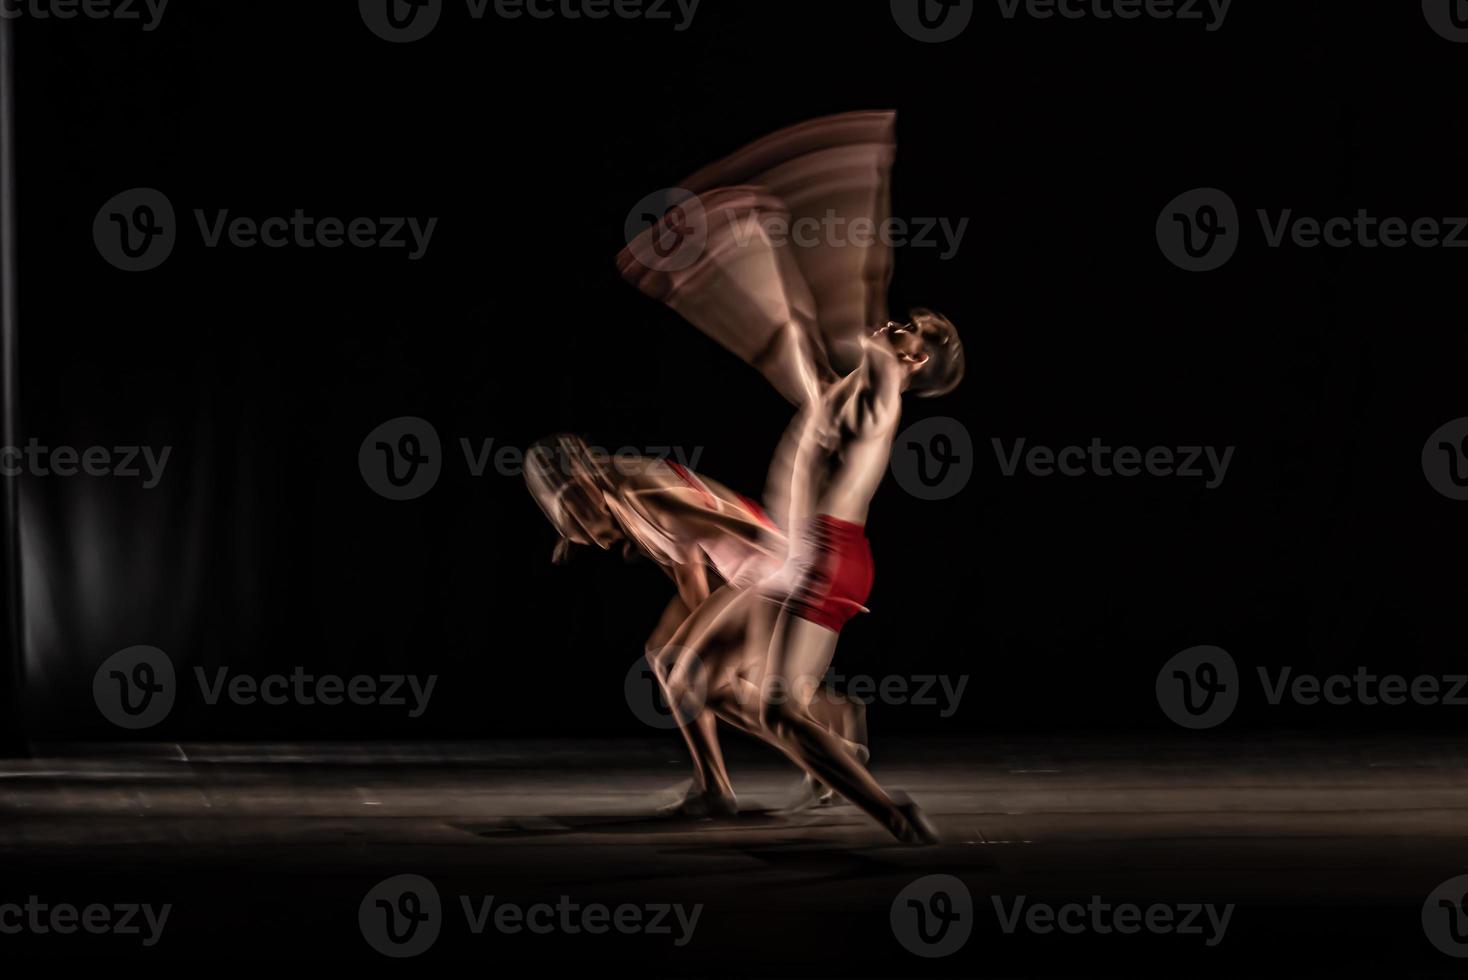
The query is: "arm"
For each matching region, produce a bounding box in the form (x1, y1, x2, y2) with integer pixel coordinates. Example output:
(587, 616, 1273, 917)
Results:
(672, 552, 711, 610)
(645, 593, 692, 660)
(777, 399, 830, 534)
(856, 342, 904, 438)
(622, 485, 775, 551)
(750, 320, 835, 410)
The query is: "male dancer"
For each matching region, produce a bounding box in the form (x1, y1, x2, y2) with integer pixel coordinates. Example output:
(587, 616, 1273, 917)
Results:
(647, 313, 963, 844)
(755, 312, 962, 842)
(618, 111, 965, 843)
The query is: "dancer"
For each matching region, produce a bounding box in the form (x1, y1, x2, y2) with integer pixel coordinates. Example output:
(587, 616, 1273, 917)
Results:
(618, 111, 965, 843)
(523, 436, 867, 815)
(753, 312, 962, 843)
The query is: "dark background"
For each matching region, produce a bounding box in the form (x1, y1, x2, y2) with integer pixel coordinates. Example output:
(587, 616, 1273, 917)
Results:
(11, 0, 1468, 739)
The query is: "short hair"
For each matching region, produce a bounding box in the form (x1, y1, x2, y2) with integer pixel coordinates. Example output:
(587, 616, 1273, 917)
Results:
(905, 308, 965, 398)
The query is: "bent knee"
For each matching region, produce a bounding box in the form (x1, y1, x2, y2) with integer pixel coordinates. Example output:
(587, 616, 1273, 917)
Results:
(760, 698, 808, 735)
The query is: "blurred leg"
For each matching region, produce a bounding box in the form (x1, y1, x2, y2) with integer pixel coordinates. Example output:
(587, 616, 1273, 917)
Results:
(759, 612, 925, 840)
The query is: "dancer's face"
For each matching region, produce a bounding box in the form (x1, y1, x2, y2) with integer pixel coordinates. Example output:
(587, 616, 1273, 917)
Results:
(875, 319, 933, 380)
(562, 481, 623, 549)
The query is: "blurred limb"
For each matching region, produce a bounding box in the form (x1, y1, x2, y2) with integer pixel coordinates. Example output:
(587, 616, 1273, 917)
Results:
(757, 610, 907, 835)
(671, 590, 869, 792)
(645, 566, 734, 810)
(620, 188, 826, 408)
(671, 551, 710, 610)
(674, 111, 899, 369)
(619, 483, 781, 561)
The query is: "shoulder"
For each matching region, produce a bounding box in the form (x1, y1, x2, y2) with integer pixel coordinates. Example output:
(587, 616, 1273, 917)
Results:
(610, 455, 675, 487)
(860, 343, 904, 416)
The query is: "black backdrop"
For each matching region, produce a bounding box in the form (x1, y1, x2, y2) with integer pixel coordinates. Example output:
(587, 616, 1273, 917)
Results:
(12, 0, 1468, 739)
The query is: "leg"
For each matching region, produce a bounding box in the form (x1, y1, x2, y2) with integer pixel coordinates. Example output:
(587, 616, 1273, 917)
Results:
(677, 592, 852, 782)
(759, 610, 935, 842)
(788, 685, 869, 809)
(649, 587, 745, 813)
(809, 685, 868, 760)
(645, 596, 712, 790)
(663, 589, 882, 811)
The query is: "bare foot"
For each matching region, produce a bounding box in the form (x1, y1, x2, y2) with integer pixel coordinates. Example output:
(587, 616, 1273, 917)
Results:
(890, 797, 941, 846)
(784, 774, 838, 812)
(658, 786, 739, 820)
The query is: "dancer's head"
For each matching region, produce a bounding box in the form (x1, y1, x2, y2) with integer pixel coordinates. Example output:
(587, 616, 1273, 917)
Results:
(524, 435, 625, 561)
(874, 309, 964, 398)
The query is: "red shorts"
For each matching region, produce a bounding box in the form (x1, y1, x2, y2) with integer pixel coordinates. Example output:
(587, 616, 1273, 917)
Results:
(784, 515, 874, 634)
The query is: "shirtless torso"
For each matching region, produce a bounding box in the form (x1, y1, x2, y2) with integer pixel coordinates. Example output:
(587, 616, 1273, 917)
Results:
(802, 338, 905, 523)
